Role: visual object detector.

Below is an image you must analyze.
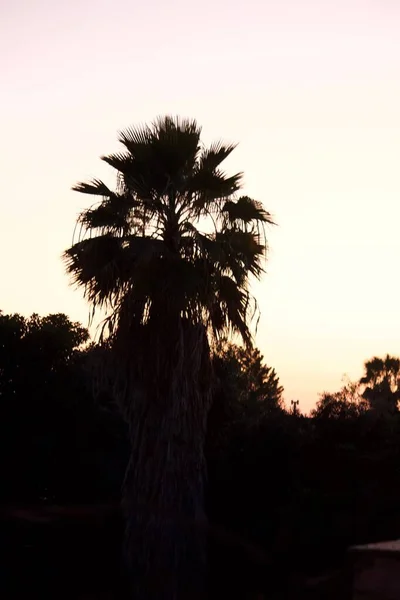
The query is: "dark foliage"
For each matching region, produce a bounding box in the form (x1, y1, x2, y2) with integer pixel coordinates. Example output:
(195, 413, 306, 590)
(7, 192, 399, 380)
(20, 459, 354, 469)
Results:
(0, 312, 128, 505)
(2, 312, 400, 598)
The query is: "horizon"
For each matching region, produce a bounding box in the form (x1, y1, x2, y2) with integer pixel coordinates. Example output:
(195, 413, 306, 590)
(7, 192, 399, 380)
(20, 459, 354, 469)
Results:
(1, 0, 400, 411)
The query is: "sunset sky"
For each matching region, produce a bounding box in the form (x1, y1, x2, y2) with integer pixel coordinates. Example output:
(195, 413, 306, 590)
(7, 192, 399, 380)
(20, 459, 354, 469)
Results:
(1, 0, 400, 410)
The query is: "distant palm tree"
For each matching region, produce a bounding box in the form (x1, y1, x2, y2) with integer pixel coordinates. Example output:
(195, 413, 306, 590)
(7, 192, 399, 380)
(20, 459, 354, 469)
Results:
(64, 116, 273, 599)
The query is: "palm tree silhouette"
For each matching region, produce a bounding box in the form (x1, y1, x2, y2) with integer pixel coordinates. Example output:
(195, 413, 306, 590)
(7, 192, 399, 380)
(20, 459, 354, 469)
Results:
(64, 116, 274, 599)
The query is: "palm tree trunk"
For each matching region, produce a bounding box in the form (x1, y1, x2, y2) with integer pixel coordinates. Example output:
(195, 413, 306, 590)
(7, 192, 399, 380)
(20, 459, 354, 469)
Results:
(120, 323, 212, 600)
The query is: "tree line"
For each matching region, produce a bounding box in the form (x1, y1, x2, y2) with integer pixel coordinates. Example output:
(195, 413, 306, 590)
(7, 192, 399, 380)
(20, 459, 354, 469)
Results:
(1, 309, 400, 597)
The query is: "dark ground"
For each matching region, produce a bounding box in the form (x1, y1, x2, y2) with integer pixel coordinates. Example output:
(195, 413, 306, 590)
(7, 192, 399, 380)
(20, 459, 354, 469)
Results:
(0, 506, 353, 600)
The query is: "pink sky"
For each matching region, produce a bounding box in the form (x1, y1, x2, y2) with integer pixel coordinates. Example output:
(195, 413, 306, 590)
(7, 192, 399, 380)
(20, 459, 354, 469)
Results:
(1, 0, 400, 410)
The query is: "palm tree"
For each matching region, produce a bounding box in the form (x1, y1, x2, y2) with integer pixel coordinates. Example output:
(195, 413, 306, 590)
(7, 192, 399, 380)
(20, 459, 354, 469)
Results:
(64, 116, 274, 599)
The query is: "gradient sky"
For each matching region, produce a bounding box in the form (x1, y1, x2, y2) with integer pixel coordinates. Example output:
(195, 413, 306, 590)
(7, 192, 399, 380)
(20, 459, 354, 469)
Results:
(1, 0, 400, 410)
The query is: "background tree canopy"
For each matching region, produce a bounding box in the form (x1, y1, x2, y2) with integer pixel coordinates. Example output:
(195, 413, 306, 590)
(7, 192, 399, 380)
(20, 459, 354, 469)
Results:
(0, 311, 126, 504)
(2, 309, 400, 598)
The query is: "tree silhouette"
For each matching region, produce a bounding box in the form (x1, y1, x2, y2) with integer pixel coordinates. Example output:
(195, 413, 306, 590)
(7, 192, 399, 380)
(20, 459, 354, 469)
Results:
(360, 355, 400, 415)
(212, 341, 284, 422)
(63, 116, 273, 599)
(0, 312, 92, 502)
(312, 378, 367, 420)
(0, 311, 88, 401)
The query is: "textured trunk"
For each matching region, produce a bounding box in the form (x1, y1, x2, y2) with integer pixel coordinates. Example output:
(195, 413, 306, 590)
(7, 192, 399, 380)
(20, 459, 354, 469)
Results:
(120, 322, 212, 600)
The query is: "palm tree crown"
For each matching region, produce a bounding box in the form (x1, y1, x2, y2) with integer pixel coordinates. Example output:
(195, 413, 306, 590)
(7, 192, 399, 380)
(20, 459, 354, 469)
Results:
(64, 116, 273, 345)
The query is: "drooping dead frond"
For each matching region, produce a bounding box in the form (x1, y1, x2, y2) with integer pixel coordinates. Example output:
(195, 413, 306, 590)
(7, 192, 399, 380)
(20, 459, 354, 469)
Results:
(63, 236, 128, 307)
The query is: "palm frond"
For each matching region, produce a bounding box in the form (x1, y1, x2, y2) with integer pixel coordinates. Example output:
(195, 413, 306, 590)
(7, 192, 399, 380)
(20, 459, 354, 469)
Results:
(223, 196, 275, 225)
(102, 151, 160, 204)
(72, 179, 113, 197)
(79, 193, 139, 232)
(63, 235, 128, 306)
(179, 223, 219, 260)
(149, 124, 200, 185)
(101, 152, 133, 174)
(118, 123, 152, 151)
(64, 235, 166, 304)
(214, 275, 252, 345)
(119, 117, 201, 193)
(199, 141, 237, 171)
(216, 230, 265, 279)
(189, 171, 242, 212)
(123, 235, 167, 266)
(151, 115, 200, 138)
